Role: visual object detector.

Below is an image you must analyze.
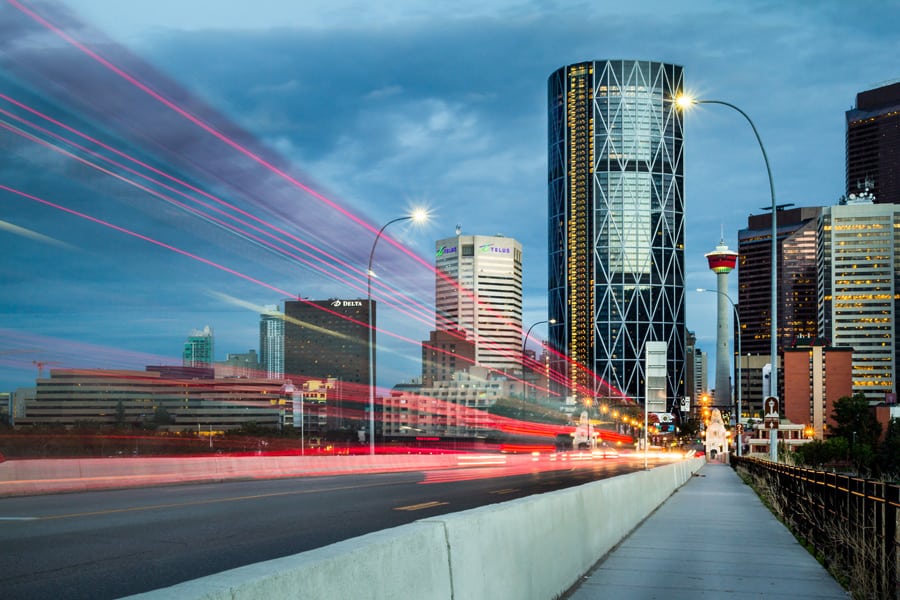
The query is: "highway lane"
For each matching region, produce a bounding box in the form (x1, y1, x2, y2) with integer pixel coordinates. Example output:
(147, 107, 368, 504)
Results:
(0, 454, 655, 599)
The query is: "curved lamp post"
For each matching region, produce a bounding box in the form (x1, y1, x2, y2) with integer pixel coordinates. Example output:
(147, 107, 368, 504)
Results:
(697, 288, 742, 456)
(522, 318, 556, 353)
(367, 210, 428, 455)
(522, 318, 556, 402)
(678, 96, 777, 462)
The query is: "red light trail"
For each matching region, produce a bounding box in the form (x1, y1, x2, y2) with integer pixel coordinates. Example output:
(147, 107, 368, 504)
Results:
(0, 0, 648, 446)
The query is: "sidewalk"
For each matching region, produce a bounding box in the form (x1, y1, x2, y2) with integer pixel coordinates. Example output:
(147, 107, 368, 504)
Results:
(563, 462, 848, 599)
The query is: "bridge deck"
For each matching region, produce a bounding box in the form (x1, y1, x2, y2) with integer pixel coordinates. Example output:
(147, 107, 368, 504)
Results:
(564, 461, 848, 599)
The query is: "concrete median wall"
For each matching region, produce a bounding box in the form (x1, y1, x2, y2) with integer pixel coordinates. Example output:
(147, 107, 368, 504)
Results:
(0, 454, 464, 496)
(124, 457, 704, 600)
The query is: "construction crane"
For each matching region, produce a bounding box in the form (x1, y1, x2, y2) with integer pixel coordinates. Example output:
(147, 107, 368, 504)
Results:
(33, 360, 61, 378)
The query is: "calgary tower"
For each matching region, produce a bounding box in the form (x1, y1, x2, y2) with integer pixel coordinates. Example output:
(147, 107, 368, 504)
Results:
(705, 239, 738, 407)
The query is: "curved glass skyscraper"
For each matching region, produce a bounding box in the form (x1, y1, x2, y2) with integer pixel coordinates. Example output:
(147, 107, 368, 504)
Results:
(548, 60, 685, 407)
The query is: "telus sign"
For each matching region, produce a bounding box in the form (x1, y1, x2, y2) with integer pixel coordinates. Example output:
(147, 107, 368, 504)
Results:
(479, 243, 510, 254)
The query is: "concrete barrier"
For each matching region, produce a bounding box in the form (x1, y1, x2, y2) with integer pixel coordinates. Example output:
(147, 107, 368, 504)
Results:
(0, 454, 466, 496)
(123, 457, 705, 600)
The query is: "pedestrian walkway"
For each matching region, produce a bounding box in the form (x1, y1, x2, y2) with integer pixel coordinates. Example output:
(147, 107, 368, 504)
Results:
(563, 462, 848, 599)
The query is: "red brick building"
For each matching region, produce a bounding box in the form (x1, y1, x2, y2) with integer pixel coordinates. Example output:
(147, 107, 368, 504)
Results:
(783, 342, 853, 439)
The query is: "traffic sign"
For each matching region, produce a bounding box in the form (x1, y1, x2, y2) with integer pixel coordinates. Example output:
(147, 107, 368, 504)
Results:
(763, 396, 780, 430)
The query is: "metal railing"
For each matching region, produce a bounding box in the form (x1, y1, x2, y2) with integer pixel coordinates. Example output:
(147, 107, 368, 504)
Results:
(733, 456, 899, 599)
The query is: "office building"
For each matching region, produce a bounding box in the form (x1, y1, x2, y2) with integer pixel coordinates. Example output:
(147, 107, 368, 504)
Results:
(17, 367, 288, 431)
(183, 325, 214, 367)
(846, 81, 900, 204)
(283, 298, 372, 387)
(547, 59, 685, 406)
(259, 305, 284, 380)
(434, 234, 523, 374)
(738, 207, 821, 359)
(818, 196, 900, 402)
(684, 330, 707, 409)
(215, 350, 259, 379)
(783, 341, 852, 440)
(421, 329, 476, 387)
(383, 367, 523, 439)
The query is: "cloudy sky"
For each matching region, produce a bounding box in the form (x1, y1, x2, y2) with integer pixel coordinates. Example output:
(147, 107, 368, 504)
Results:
(1, 0, 898, 392)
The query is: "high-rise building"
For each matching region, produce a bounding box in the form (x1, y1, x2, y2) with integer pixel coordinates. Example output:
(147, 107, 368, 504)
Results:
(283, 298, 372, 389)
(547, 59, 685, 406)
(216, 350, 259, 379)
(434, 233, 523, 374)
(818, 194, 900, 402)
(183, 325, 214, 367)
(846, 81, 900, 204)
(684, 330, 707, 408)
(259, 305, 284, 380)
(737, 207, 821, 359)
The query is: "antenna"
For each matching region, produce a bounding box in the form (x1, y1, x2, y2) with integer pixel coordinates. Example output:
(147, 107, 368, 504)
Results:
(455, 224, 461, 235)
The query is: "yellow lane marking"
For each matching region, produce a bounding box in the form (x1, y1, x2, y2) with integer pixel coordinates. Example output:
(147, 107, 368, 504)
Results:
(490, 488, 520, 495)
(393, 501, 448, 511)
(35, 481, 401, 521)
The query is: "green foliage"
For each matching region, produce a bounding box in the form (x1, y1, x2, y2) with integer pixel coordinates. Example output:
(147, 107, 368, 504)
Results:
(794, 437, 848, 469)
(153, 405, 175, 426)
(678, 418, 701, 440)
(876, 418, 900, 481)
(829, 393, 882, 475)
(831, 393, 881, 447)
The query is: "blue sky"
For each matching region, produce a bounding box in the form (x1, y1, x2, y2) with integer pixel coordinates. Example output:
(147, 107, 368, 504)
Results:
(1, 0, 898, 392)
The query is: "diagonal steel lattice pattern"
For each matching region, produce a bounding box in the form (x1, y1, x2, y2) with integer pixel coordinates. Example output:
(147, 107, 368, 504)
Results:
(548, 60, 686, 407)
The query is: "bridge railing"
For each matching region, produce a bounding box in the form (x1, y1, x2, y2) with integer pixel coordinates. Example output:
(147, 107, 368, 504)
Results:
(733, 456, 899, 599)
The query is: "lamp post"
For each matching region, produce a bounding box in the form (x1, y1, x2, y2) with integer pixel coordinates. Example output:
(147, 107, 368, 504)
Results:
(678, 96, 777, 462)
(367, 210, 427, 455)
(522, 318, 556, 402)
(697, 288, 742, 456)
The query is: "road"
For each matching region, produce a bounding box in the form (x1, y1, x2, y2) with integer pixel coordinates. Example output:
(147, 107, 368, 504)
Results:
(1, 453, 652, 599)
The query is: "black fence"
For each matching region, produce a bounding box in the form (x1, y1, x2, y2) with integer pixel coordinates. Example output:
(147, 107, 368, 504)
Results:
(733, 456, 899, 599)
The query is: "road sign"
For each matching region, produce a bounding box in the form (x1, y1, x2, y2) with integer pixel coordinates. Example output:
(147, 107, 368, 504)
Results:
(763, 395, 780, 430)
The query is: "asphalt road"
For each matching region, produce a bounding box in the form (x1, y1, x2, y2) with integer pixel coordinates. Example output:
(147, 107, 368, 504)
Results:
(0, 454, 649, 599)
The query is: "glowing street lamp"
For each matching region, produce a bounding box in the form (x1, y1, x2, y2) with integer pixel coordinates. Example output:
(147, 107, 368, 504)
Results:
(677, 94, 778, 462)
(367, 209, 428, 455)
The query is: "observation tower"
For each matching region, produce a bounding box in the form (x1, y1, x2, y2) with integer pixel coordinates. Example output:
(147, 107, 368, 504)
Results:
(705, 240, 738, 407)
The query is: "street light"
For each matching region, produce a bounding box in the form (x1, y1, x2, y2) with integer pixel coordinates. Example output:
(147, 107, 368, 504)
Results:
(522, 318, 556, 353)
(522, 318, 556, 401)
(678, 95, 778, 462)
(366, 210, 428, 455)
(697, 287, 742, 456)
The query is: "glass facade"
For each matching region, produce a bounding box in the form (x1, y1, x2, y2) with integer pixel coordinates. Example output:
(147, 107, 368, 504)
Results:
(818, 201, 900, 402)
(548, 60, 685, 406)
(259, 306, 284, 380)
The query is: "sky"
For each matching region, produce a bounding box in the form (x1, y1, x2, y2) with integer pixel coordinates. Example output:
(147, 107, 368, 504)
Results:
(1, 0, 898, 393)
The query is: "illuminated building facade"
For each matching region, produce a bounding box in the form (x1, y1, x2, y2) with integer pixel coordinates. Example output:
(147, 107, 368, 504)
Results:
(737, 207, 821, 361)
(18, 367, 288, 431)
(547, 60, 685, 406)
(259, 305, 284, 380)
(283, 298, 371, 388)
(182, 325, 214, 367)
(818, 196, 900, 402)
(846, 81, 900, 205)
(434, 234, 523, 374)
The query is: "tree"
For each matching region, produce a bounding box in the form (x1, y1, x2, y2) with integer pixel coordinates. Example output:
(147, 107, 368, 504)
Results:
(877, 418, 900, 480)
(830, 393, 881, 475)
